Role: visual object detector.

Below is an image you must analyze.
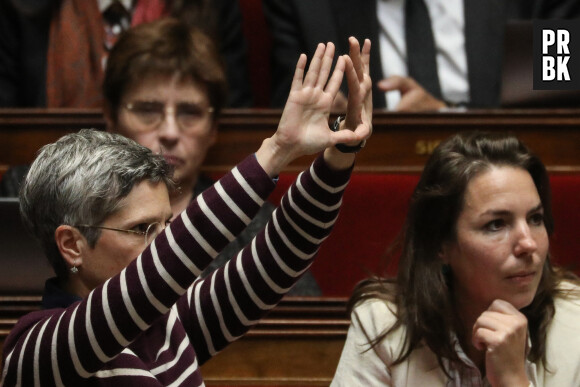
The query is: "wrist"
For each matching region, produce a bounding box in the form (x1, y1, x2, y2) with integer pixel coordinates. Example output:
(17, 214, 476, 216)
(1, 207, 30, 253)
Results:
(323, 147, 355, 170)
(492, 370, 530, 387)
(255, 136, 294, 178)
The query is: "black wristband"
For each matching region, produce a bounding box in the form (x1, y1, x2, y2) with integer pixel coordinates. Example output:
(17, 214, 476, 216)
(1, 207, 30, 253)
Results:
(330, 116, 365, 153)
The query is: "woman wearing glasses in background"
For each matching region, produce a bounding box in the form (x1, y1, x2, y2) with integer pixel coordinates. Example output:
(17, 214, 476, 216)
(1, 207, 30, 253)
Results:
(1, 37, 373, 385)
(103, 18, 323, 292)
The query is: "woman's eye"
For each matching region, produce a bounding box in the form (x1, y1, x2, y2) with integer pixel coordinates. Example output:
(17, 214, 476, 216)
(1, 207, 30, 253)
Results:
(529, 213, 545, 226)
(178, 106, 203, 117)
(133, 101, 163, 113)
(132, 223, 150, 234)
(485, 219, 505, 232)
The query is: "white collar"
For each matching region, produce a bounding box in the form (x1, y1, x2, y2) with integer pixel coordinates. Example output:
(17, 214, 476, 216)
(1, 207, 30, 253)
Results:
(97, 0, 133, 13)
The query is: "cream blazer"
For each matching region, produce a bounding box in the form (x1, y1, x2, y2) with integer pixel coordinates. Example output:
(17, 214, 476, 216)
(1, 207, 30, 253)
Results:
(331, 284, 580, 386)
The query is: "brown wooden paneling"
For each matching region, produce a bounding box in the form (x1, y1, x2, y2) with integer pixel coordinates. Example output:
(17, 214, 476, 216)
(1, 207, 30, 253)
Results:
(201, 337, 346, 386)
(1, 108, 580, 174)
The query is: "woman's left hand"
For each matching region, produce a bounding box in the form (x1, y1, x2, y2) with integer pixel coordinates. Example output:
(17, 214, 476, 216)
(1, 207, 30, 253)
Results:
(342, 37, 372, 144)
(323, 37, 373, 170)
(472, 299, 530, 387)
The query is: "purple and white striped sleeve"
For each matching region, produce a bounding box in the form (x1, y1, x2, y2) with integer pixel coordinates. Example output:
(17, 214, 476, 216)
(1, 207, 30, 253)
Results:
(181, 153, 353, 363)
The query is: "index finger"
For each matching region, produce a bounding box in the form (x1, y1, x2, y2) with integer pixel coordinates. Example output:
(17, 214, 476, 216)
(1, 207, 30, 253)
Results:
(361, 39, 371, 75)
(348, 37, 364, 82)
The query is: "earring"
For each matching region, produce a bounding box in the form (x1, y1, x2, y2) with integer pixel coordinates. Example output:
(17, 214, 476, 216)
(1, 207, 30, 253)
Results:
(70, 259, 79, 274)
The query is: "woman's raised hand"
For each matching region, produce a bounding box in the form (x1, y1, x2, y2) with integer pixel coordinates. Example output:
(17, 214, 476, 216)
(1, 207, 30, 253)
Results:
(256, 40, 371, 176)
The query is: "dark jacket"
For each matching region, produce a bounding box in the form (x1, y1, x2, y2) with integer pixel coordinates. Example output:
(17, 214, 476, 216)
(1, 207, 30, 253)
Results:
(263, 0, 580, 108)
(0, 0, 253, 107)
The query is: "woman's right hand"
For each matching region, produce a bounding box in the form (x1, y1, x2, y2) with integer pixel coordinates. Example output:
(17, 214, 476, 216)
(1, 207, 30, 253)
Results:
(472, 299, 530, 387)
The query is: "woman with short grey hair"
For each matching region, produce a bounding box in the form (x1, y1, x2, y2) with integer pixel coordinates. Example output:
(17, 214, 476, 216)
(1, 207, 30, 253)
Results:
(2, 38, 372, 386)
(20, 130, 174, 280)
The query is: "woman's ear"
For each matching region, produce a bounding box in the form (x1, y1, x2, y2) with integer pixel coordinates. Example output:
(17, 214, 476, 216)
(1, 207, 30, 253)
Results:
(54, 225, 86, 269)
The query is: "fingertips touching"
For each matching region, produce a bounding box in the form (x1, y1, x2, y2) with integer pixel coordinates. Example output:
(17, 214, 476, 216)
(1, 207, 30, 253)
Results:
(331, 129, 360, 145)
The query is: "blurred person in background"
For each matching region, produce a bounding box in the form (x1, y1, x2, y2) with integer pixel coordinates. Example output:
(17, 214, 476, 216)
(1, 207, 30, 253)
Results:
(103, 18, 320, 292)
(263, 0, 580, 111)
(0, 0, 252, 108)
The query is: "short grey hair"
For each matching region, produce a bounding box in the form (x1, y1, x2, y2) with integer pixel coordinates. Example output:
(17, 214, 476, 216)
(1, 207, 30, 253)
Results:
(20, 129, 174, 279)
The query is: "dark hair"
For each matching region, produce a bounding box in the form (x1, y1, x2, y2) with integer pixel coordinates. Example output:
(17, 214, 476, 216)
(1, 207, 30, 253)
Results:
(349, 131, 574, 372)
(103, 17, 227, 121)
(168, 0, 218, 39)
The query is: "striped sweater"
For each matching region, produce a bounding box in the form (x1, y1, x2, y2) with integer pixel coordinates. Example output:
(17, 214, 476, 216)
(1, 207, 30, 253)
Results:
(1, 153, 352, 386)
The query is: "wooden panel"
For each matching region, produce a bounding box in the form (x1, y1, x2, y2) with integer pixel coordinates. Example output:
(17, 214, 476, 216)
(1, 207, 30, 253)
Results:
(201, 337, 345, 386)
(0, 109, 105, 169)
(1, 108, 580, 173)
(215, 108, 580, 172)
(200, 298, 348, 386)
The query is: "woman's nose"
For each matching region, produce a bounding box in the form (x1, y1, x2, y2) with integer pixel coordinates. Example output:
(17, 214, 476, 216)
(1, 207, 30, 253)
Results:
(514, 222, 538, 257)
(157, 107, 180, 139)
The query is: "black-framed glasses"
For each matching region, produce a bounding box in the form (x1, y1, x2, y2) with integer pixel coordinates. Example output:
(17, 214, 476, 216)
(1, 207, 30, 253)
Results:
(124, 100, 214, 133)
(74, 222, 165, 246)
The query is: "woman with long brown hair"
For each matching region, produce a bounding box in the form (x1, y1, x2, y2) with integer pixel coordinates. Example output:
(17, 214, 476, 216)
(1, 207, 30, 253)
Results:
(332, 131, 580, 386)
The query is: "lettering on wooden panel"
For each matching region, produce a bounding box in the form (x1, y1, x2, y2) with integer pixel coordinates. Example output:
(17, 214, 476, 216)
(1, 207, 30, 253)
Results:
(415, 139, 441, 155)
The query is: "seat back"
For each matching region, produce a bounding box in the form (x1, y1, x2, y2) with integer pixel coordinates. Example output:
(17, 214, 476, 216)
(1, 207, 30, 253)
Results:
(270, 172, 580, 296)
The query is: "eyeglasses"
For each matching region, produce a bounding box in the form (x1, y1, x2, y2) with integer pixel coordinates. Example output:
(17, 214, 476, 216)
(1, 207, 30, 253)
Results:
(123, 100, 214, 133)
(74, 222, 165, 246)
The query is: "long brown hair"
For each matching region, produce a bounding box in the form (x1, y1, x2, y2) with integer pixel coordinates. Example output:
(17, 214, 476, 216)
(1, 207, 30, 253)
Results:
(349, 131, 576, 372)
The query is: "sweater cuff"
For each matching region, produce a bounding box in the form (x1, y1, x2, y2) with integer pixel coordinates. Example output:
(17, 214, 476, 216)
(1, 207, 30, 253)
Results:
(238, 154, 277, 198)
(312, 153, 354, 188)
